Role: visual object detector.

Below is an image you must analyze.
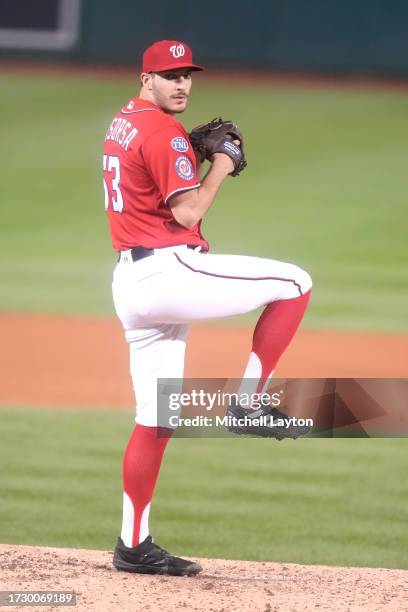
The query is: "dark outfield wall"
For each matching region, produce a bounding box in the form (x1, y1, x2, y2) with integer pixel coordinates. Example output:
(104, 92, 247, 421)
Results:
(3, 0, 408, 76)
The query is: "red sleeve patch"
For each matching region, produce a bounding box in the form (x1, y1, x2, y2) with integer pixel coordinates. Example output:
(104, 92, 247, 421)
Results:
(175, 156, 194, 180)
(142, 126, 199, 203)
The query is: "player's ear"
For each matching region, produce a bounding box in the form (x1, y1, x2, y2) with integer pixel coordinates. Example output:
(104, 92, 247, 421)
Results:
(140, 72, 153, 89)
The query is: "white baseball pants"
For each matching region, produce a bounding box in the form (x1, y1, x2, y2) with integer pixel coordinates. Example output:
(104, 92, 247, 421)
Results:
(112, 245, 312, 426)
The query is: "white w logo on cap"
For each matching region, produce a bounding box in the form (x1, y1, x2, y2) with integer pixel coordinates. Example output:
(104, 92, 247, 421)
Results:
(170, 44, 185, 58)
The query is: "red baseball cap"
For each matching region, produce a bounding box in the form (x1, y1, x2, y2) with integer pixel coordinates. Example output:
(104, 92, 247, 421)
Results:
(142, 40, 204, 73)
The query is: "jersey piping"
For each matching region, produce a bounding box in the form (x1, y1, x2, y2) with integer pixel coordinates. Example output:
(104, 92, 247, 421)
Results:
(165, 184, 200, 204)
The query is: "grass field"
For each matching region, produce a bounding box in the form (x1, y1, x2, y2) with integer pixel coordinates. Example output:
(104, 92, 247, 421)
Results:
(1, 74, 408, 331)
(1, 406, 407, 569)
(1, 71, 407, 572)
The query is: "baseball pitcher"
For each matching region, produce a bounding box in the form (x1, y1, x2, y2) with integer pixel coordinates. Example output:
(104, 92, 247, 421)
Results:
(103, 40, 312, 576)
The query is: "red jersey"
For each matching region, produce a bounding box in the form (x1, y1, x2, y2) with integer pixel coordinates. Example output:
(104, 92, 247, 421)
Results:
(103, 97, 209, 252)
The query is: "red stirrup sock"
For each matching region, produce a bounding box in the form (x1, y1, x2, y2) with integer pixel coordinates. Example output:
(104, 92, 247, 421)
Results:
(250, 289, 311, 393)
(121, 423, 172, 548)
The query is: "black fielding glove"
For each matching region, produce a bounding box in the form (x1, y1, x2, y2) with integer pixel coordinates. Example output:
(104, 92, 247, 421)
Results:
(189, 117, 247, 177)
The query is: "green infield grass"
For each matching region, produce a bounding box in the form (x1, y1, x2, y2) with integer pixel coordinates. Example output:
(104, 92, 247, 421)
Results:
(0, 406, 407, 569)
(1, 73, 407, 331)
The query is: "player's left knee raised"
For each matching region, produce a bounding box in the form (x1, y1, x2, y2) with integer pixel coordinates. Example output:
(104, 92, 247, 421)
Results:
(295, 265, 312, 295)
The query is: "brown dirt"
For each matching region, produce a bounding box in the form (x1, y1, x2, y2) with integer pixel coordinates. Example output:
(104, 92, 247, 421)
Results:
(0, 313, 407, 409)
(1, 543, 407, 612)
(1, 313, 407, 611)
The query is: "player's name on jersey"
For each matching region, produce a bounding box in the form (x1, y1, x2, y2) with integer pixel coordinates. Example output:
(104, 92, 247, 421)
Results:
(105, 117, 138, 151)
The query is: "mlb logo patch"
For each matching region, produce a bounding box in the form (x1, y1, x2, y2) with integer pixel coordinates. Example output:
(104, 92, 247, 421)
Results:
(175, 156, 194, 181)
(171, 137, 189, 152)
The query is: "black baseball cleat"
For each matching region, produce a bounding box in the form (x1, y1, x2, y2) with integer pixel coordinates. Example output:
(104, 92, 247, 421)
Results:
(226, 398, 311, 440)
(113, 535, 202, 576)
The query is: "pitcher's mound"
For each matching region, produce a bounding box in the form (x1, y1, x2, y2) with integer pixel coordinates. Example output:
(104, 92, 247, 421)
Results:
(1, 544, 406, 611)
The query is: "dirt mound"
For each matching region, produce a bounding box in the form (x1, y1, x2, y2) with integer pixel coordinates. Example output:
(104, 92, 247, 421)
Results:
(0, 544, 406, 611)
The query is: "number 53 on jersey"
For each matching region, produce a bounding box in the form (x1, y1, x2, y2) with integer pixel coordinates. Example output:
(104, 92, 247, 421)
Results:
(103, 155, 124, 213)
